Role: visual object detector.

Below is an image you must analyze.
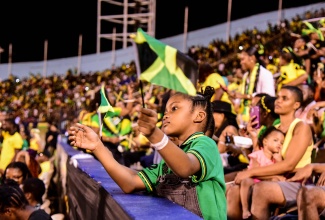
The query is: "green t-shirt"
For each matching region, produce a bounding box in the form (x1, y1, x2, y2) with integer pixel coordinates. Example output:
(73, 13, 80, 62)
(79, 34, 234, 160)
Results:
(22, 139, 29, 150)
(137, 132, 226, 220)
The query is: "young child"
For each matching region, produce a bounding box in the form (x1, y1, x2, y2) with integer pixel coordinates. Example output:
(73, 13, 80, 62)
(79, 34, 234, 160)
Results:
(0, 180, 52, 220)
(68, 86, 227, 220)
(240, 126, 285, 219)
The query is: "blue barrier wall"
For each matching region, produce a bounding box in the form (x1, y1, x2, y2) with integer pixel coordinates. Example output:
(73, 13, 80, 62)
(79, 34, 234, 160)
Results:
(58, 141, 203, 220)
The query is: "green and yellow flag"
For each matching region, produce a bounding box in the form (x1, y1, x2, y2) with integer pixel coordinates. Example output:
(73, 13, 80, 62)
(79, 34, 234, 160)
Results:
(98, 84, 115, 118)
(131, 28, 198, 96)
(302, 21, 324, 41)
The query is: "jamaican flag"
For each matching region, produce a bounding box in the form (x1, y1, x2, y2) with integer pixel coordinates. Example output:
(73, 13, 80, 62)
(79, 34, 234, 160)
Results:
(132, 28, 198, 96)
(302, 21, 324, 41)
(98, 84, 115, 118)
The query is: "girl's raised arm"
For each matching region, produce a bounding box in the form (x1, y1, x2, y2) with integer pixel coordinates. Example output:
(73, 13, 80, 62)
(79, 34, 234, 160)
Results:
(137, 108, 201, 178)
(68, 123, 145, 193)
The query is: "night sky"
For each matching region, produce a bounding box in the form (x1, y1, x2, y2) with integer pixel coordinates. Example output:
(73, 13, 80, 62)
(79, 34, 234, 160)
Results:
(0, 0, 323, 63)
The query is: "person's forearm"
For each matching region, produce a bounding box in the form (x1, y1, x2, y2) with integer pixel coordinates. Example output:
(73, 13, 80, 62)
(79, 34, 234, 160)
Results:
(311, 163, 325, 174)
(285, 74, 308, 86)
(249, 160, 295, 177)
(235, 92, 252, 100)
(93, 143, 139, 193)
(148, 128, 197, 178)
(314, 101, 325, 109)
(315, 85, 322, 101)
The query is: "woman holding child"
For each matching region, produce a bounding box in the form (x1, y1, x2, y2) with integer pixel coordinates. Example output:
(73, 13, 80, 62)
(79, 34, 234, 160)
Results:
(227, 85, 314, 219)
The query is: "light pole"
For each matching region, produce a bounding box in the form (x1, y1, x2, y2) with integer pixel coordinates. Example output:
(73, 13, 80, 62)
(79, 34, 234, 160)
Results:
(0, 47, 4, 64)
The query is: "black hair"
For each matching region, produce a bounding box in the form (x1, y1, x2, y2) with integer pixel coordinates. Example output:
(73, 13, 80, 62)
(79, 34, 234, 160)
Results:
(172, 86, 215, 132)
(4, 117, 20, 133)
(211, 101, 239, 137)
(254, 93, 270, 98)
(305, 83, 316, 94)
(281, 85, 303, 104)
(244, 45, 266, 67)
(87, 88, 102, 112)
(259, 126, 284, 148)
(3, 162, 33, 183)
(22, 177, 46, 204)
(0, 183, 29, 214)
(257, 95, 279, 120)
(280, 46, 303, 66)
(198, 63, 215, 83)
(205, 116, 215, 138)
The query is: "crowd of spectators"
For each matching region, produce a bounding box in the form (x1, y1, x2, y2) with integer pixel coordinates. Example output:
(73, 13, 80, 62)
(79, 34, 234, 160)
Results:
(0, 7, 325, 220)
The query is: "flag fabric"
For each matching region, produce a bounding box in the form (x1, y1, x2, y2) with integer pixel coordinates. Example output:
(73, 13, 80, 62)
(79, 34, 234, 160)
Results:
(302, 21, 324, 41)
(98, 84, 115, 118)
(131, 28, 198, 96)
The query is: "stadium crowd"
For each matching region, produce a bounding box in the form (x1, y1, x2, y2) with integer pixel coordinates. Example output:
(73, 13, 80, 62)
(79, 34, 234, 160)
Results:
(1, 7, 325, 220)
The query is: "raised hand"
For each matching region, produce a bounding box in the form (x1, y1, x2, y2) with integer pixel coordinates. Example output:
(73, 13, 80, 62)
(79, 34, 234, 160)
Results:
(246, 115, 259, 136)
(137, 107, 158, 138)
(68, 123, 102, 151)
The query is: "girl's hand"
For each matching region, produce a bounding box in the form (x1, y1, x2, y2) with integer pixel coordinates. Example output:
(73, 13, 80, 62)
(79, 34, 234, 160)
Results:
(234, 170, 252, 184)
(137, 107, 158, 138)
(68, 123, 101, 151)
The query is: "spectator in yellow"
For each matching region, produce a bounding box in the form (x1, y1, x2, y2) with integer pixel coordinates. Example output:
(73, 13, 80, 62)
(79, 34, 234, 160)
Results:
(276, 46, 308, 92)
(29, 128, 43, 153)
(198, 62, 233, 110)
(0, 118, 23, 174)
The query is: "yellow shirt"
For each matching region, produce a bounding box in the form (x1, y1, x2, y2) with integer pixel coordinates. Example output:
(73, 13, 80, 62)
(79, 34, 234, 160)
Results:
(276, 118, 313, 169)
(0, 131, 23, 170)
(29, 138, 40, 152)
(39, 161, 51, 178)
(277, 63, 307, 91)
(200, 73, 231, 104)
(266, 63, 278, 75)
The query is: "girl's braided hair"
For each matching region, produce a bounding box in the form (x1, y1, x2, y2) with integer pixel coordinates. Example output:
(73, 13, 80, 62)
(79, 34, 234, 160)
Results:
(0, 181, 29, 214)
(174, 86, 215, 132)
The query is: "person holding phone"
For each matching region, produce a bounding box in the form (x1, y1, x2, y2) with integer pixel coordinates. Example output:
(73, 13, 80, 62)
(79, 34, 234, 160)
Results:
(250, 105, 261, 129)
(228, 45, 275, 124)
(247, 95, 281, 151)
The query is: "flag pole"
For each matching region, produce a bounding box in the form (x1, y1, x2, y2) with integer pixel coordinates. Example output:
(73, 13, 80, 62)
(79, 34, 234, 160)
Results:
(98, 83, 104, 138)
(0, 47, 4, 64)
(43, 39, 48, 78)
(8, 44, 12, 78)
(131, 40, 146, 108)
(183, 6, 188, 53)
(112, 27, 116, 67)
(77, 34, 82, 76)
(98, 109, 103, 138)
(226, 0, 232, 44)
(277, 0, 283, 26)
